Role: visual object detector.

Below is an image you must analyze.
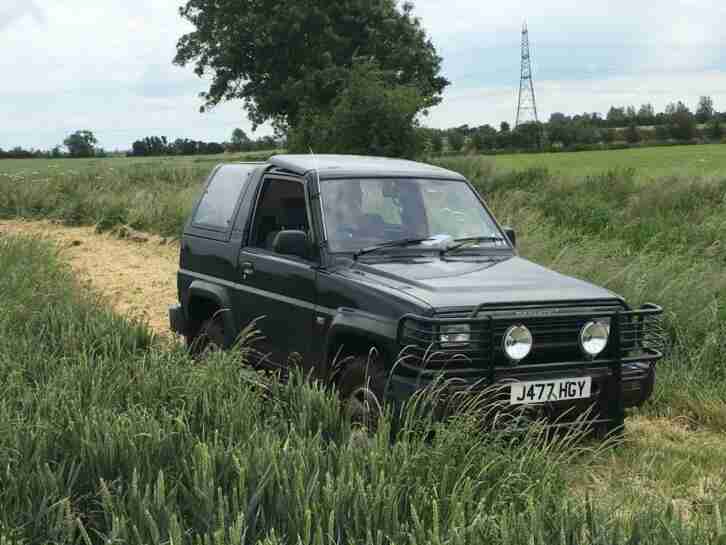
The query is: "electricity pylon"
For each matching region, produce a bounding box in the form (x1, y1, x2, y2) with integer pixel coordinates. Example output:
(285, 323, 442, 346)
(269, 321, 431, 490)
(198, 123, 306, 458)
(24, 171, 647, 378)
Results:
(515, 21, 540, 128)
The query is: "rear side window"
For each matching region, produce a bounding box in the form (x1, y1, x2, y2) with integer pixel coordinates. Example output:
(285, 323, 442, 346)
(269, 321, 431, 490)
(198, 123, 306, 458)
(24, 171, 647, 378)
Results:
(193, 164, 255, 229)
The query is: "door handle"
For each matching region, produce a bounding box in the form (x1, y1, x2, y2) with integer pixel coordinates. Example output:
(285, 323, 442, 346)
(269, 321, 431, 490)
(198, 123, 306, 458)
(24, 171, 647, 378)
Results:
(240, 261, 255, 280)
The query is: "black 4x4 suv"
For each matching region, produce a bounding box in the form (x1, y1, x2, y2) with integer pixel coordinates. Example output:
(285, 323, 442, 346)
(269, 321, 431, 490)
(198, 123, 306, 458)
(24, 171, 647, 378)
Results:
(170, 154, 664, 432)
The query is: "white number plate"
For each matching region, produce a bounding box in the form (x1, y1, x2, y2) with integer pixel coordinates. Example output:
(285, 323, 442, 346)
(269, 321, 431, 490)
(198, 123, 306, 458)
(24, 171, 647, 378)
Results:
(510, 377, 592, 405)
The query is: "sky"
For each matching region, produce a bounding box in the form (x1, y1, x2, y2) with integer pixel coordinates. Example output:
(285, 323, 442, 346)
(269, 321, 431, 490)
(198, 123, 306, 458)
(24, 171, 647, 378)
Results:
(2, 0, 726, 151)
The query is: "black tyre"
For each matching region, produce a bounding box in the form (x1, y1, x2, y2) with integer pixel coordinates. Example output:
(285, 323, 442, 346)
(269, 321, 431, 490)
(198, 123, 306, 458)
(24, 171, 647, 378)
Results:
(337, 355, 387, 429)
(187, 315, 225, 356)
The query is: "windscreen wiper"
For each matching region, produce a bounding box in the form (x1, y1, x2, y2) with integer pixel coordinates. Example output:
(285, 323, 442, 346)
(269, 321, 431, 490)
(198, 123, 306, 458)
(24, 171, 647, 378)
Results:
(353, 237, 437, 260)
(440, 235, 507, 256)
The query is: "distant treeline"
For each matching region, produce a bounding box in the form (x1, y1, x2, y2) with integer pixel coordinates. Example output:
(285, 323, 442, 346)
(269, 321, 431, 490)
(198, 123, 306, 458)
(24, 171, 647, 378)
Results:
(127, 131, 279, 157)
(0, 147, 64, 160)
(4, 97, 726, 160)
(0, 129, 280, 160)
(425, 96, 726, 154)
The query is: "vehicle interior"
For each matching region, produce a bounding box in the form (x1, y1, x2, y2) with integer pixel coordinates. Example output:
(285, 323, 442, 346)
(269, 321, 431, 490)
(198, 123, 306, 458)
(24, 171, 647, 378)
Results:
(251, 178, 310, 251)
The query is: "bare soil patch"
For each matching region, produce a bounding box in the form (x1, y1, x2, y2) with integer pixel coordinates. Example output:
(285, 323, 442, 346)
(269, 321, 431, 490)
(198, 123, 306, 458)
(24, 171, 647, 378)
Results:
(0, 219, 179, 337)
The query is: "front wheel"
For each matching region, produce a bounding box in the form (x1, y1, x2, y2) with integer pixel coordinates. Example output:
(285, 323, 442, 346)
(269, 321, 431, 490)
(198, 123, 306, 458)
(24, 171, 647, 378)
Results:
(337, 355, 387, 429)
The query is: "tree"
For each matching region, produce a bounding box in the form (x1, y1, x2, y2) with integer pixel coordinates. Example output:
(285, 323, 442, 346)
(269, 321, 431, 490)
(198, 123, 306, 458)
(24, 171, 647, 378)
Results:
(606, 107, 627, 127)
(497, 122, 512, 149)
(625, 106, 637, 123)
(637, 103, 655, 125)
(655, 124, 670, 142)
(696, 96, 715, 124)
(667, 101, 696, 140)
(547, 112, 575, 147)
(63, 130, 97, 158)
(286, 60, 426, 158)
(230, 128, 251, 152)
(430, 131, 443, 154)
(512, 122, 542, 150)
(447, 130, 465, 153)
(707, 118, 723, 141)
(174, 0, 448, 133)
(469, 131, 484, 153)
(624, 123, 641, 144)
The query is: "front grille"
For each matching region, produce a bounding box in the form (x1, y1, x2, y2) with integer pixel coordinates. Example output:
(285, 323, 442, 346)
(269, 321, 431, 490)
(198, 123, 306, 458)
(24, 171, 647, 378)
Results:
(397, 303, 665, 377)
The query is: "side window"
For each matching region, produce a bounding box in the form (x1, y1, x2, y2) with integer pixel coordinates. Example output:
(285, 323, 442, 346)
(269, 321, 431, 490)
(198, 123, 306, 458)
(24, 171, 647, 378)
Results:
(193, 164, 254, 229)
(250, 178, 310, 251)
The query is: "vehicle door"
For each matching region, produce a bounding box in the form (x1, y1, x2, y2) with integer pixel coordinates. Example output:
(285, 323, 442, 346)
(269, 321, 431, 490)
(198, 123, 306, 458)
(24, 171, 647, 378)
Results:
(236, 175, 317, 370)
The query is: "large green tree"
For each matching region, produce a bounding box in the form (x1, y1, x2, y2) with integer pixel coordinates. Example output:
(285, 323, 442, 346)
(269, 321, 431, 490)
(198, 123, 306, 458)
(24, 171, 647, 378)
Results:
(286, 60, 425, 158)
(173, 0, 448, 130)
(63, 130, 97, 158)
(695, 96, 715, 124)
(230, 128, 251, 151)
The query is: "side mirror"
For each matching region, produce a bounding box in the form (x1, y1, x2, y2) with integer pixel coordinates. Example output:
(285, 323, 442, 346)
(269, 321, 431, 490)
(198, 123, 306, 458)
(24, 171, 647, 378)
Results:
(503, 226, 516, 248)
(272, 230, 310, 259)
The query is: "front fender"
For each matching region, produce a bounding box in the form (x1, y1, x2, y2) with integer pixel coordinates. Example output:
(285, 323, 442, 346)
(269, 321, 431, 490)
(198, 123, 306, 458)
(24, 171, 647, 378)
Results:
(323, 308, 400, 369)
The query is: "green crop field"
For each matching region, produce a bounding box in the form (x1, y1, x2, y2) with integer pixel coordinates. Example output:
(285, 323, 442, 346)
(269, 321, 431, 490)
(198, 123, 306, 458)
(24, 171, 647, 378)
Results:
(483, 143, 726, 179)
(2, 145, 726, 543)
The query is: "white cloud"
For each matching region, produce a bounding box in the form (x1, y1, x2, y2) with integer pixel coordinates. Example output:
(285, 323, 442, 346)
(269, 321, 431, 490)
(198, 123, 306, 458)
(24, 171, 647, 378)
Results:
(1, 0, 725, 149)
(0, 0, 44, 30)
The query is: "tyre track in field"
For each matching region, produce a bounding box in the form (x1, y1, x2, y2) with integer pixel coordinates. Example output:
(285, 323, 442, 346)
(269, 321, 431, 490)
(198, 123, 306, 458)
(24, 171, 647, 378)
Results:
(0, 219, 179, 337)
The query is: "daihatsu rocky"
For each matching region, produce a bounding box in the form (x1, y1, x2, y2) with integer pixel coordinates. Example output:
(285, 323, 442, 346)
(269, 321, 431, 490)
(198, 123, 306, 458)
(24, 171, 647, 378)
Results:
(170, 154, 664, 433)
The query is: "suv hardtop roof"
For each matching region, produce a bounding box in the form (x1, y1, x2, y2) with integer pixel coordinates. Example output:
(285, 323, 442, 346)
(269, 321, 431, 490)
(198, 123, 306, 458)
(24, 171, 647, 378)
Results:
(267, 154, 465, 180)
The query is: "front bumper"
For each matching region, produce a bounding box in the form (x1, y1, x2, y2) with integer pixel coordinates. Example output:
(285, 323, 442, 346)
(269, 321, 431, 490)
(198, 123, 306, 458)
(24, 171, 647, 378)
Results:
(169, 303, 188, 336)
(391, 303, 664, 428)
(387, 361, 655, 408)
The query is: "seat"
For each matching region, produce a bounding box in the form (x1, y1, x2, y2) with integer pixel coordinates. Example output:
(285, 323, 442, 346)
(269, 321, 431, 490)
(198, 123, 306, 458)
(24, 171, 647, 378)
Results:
(265, 230, 280, 250)
(256, 215, 279, 247)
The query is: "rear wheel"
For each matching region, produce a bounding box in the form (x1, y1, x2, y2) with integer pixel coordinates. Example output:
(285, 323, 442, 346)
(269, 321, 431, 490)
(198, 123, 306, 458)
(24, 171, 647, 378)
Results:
(337, 355, 387, 429)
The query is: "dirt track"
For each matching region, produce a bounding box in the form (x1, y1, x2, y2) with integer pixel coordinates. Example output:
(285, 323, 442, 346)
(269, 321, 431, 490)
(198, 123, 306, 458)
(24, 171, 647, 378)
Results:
(0, 220, 179, 337)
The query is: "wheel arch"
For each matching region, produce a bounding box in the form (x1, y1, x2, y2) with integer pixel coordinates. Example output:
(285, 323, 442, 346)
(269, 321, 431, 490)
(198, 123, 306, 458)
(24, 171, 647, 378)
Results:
(184, 280, 236, 346)
(323, 310, 399, 374)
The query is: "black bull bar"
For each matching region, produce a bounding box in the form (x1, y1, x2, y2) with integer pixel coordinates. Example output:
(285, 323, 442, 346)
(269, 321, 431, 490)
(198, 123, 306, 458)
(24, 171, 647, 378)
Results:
(394, 303, 665, 429)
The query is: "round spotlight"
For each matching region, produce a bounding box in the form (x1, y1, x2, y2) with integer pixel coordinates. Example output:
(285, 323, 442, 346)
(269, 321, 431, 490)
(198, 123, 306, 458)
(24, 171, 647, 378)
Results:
(580, 320, 610, 357)
(503, 324, 533, 362)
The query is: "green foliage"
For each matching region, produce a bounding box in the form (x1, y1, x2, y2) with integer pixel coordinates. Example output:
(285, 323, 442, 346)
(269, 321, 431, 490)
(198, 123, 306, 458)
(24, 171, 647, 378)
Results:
(707, 118, 724, 141)
(0, 159, 209, 236)
(3, 235, 726, 543)
(174, 0, 448, 130)
(229, 128, 252, 152)
(666, 101, 697, 141)
(63, 130, 97, 158)
(625, 123, 641, 143)
(446, 130, 465, 153)
(696, 96, 715, 124)
(287, 60, 425, 158)
(430, 131, 444, 154)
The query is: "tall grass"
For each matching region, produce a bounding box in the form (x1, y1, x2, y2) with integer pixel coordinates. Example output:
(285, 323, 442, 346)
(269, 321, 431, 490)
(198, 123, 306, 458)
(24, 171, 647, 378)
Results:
(0, 161, 208, 236)
(3, 235, 726, 543)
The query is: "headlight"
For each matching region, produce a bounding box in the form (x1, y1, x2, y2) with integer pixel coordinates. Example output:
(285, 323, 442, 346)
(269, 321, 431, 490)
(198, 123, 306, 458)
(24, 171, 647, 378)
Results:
(439, 324, 471, 347)
(580, 320, 610, 357)
(503, 324, 532, 362)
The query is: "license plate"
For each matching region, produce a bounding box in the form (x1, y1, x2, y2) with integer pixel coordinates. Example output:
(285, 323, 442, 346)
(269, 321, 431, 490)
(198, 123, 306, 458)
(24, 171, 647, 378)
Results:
(510, 377, 592, 405)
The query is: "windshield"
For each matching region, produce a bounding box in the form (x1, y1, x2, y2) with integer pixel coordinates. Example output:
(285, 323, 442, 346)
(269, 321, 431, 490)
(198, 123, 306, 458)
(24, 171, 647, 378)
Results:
(320, 178, 506, 253)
